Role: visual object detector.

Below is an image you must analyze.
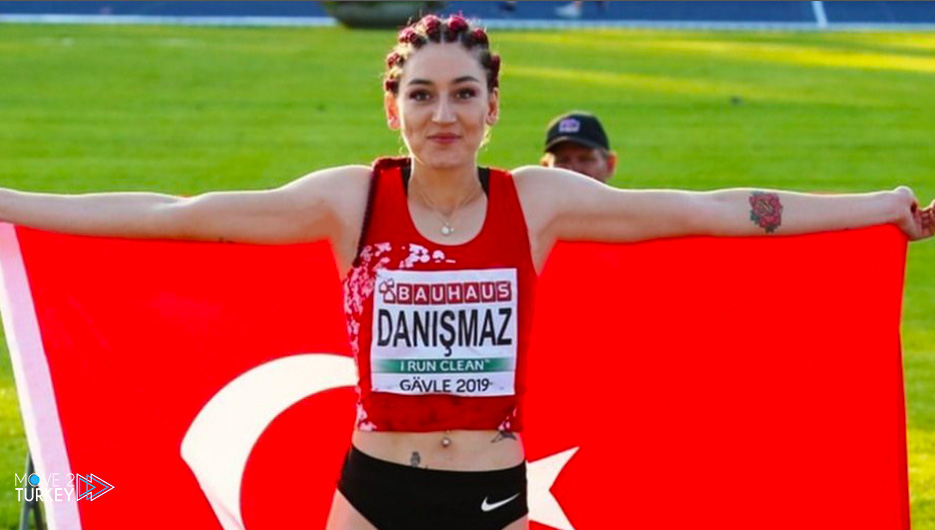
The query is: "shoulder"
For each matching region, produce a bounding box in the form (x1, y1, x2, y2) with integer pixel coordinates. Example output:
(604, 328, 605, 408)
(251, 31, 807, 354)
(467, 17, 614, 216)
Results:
(269, 164, 372, 228)
(510, 165, 599, 190)
(510, 166, 561, 200)
(287, 165, 375, 270)
(288, 164, 372, 192)
(510, 165, 565, 185)
(503, 166, 571, 240)
(510, 165, 605, 208)
(281, 164, 371, 208)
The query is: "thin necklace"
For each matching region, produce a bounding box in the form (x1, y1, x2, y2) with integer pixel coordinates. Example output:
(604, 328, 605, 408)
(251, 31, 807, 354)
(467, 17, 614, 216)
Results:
(412, 176, 483, 237)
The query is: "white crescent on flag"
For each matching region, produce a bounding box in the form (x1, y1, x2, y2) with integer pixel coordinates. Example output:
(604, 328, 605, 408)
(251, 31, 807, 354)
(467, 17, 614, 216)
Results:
(181, 354, 577, 530)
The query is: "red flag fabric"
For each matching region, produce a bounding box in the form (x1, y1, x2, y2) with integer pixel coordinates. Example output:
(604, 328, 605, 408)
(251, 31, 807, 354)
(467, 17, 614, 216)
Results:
(0, 223, 910, 529)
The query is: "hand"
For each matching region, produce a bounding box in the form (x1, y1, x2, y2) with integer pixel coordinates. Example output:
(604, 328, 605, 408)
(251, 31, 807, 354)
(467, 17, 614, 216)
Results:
(894, 186, 934, 241)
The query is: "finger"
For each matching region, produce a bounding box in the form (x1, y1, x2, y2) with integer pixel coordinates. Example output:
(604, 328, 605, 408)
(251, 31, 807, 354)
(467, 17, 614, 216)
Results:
(923, 211, 935, 230)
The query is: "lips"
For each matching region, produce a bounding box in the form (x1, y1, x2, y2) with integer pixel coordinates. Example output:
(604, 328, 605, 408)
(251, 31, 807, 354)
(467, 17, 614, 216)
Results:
(428, 134, 461, 144)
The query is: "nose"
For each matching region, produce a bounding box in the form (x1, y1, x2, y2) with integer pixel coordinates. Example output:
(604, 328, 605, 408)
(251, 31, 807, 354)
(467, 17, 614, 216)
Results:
(432, 96, 455, 124)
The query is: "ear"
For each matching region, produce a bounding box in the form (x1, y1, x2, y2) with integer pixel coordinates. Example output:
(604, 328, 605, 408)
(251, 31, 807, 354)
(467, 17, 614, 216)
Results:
(485, 87, 500, 126)
(606, 151, 618, 176)
(384, 91, 401, 130)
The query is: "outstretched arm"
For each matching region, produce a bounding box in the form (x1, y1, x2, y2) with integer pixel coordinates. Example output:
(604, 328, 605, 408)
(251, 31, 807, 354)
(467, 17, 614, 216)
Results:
(0, 165, 370, 245)
(514, 166, 934, 247)
(684, 185, 931, 240)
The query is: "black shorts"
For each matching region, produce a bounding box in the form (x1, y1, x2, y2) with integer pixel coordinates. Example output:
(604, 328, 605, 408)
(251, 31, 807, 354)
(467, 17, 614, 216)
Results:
(336, 445, 528, 530)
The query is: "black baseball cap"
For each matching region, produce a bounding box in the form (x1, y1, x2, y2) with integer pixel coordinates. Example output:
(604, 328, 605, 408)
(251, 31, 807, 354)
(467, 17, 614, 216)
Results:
(544, 112, 610, 152)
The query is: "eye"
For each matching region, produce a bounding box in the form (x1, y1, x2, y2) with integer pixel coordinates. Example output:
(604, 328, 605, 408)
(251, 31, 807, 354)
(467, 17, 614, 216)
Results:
(408, 89, 432, 102)
(455, 88, 478, 99)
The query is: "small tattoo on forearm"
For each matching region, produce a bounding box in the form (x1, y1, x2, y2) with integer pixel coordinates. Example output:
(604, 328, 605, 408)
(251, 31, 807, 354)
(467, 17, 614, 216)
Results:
(749, 191, 783, 233)
(491, 430, 517, 443)
(410, 451, 421, 467)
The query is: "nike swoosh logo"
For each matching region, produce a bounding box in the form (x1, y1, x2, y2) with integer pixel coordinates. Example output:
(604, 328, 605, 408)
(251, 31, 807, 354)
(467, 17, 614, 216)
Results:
(481, 493, 520, 512)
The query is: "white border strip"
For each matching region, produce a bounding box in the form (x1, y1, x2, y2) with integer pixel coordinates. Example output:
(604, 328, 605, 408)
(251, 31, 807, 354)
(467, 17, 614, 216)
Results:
(3, 14, 935, 31)
(484, 19, 827, 31)
(0, 14, 336, 27)
(0, 224, 80, 530)
(480, 18, 935, 31)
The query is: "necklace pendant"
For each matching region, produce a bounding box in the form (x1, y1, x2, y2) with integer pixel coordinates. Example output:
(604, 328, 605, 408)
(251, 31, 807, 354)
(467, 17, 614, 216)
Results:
(440, 224, 454, 236)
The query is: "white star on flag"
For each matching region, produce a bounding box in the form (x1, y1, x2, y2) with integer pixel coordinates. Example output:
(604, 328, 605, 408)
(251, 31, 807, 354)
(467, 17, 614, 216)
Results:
(528, 447, 579, 530)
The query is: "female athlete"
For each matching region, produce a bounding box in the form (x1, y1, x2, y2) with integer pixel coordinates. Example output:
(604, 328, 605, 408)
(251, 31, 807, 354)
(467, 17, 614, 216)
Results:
(1, 14, 932, 530)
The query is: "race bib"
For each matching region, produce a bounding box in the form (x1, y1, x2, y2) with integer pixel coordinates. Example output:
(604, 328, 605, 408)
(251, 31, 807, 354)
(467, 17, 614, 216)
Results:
(370, 268, 518, 397)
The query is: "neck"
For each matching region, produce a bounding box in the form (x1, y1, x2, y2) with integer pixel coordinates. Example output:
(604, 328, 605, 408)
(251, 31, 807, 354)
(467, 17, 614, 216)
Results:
(409, 157, 480, 214)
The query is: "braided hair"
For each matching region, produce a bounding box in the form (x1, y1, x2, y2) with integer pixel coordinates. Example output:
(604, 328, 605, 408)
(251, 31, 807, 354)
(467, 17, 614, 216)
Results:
(383, 14, 501, 95)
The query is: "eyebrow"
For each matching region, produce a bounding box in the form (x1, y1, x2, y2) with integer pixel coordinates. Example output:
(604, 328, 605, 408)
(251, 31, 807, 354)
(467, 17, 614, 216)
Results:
(406, 76, 482, 86)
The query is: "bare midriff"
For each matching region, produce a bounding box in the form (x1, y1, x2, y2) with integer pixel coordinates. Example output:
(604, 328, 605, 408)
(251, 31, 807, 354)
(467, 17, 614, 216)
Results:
(352, 430, 525, 470)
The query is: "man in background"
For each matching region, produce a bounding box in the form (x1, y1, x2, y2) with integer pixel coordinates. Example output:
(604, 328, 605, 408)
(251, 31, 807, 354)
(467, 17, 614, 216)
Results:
(541, 111, 617, 183)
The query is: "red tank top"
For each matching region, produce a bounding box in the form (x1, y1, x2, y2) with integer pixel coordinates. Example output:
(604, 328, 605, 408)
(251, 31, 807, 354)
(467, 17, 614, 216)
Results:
(343, 157, 536, 432)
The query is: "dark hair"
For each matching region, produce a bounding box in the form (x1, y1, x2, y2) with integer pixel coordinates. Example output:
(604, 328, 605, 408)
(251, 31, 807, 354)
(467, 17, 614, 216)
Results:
(383, 14, 501, 95)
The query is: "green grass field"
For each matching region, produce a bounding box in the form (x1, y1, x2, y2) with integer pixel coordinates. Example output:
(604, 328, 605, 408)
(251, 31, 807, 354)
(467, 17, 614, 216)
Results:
(1, 24, 934, 528)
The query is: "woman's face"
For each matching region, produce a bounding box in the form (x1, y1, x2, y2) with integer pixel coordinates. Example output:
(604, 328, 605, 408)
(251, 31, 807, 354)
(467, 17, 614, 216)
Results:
(386, 43, 499, 170)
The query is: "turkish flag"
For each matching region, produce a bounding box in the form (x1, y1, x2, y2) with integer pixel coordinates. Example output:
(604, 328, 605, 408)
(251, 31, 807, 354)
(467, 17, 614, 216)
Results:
(0, 223, 909, 529)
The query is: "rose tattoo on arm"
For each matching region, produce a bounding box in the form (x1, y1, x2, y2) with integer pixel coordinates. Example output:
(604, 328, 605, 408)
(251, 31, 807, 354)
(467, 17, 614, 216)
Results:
(749, 192, 783, 233)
